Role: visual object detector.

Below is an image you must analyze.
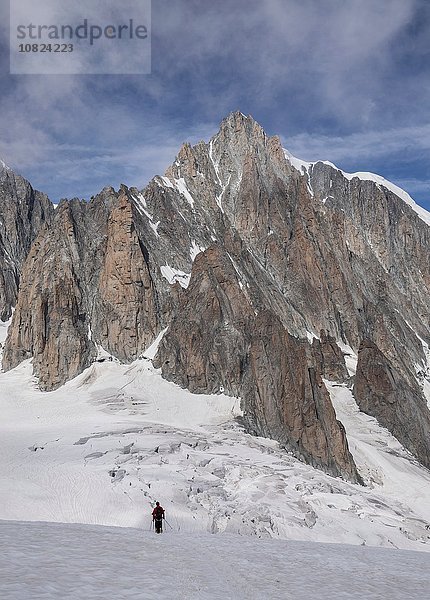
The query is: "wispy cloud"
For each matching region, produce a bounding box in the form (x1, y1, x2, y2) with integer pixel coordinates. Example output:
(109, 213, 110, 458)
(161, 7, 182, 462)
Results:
(0, 97, 216, 200)
(283, 124, 430, 209)
(0, 0, 428, 210)
(10, 0, 151, 74)
(283, 124, 430, 164)
(153, 0, 421, 125)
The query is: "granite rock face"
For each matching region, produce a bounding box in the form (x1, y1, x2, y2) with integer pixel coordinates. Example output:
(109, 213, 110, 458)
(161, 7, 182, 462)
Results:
(3, 187, 162, 389)
(3, 195, 103, 389)
(93, 191, 159, 361)
(244, 312, 359, 481)
(354, 339, 430, 469)
(154, 246, 253, 397)
(3, 112, 430, 479)
(312, 332, 350, 383)
(154, 246, 360, 481)
(0, 163, 53, 321)
(152, 112, 429, 473)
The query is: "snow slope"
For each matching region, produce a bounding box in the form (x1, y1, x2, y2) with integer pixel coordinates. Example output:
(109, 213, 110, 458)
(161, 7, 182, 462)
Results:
(1, 347, 430, 552)
(1, 520, 430, 600)
(0, 317, 10, 346)
(328, 382, 430, 527)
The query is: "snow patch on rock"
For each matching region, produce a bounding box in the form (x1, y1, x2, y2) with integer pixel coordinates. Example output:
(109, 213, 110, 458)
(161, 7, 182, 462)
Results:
(132, 193, 160, 237)
(175, 177, 195, 208)
(0, 159, 11, 172)
(190, 240, 206, 262)
(337, 342, 358, 377)
(160, 264, 191, 288)
(143, 328, 168, 360)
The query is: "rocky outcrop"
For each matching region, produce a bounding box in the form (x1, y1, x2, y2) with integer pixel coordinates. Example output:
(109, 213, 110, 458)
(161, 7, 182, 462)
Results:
(92, 192, 159, 360)
(244, 312, 359, 481)
(3, 188, 162, 389)
(312, 331, 350, 382)
(154, 245, 254, 396)
(3, 199, 97, 389)
(0, 163, 53, 320)
(354, 339, 430, 469)
(155, 245, 360, 481)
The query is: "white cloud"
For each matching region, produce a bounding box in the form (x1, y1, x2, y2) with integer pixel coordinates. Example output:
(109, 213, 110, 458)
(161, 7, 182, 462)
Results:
(154, 0, 420, 123)
(283, 124, 430, 163)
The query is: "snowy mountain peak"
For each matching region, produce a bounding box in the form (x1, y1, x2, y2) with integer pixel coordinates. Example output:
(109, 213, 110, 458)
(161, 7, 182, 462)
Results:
(1, 112, 430, 491)
(283, 148, 430, 227)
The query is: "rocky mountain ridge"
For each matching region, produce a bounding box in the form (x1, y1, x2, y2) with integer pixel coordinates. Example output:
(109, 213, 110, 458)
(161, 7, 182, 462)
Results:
(0, 161, 53, 321)
(1, 113, 429, 481)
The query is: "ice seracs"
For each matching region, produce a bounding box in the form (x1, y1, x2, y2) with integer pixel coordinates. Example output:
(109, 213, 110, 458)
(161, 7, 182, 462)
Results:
(1, 354, 430, 551)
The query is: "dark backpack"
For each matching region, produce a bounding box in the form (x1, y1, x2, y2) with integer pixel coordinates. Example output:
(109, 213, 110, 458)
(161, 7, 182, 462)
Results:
(154, 506, 164, 520)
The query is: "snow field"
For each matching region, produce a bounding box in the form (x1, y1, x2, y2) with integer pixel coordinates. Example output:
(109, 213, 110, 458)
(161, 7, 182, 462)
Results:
(1, 328, 430, 598)
(1, 520, 430, 600)
(0, 355, 429, 551)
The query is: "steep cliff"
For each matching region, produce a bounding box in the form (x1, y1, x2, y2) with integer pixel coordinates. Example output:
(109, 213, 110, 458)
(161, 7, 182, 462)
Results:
(151, 113, 429, 473)
(153, 245, 359, 480)
(0, 162, 53, 321)
(3, 187, 162, 389)
(354, 339, 430, 469)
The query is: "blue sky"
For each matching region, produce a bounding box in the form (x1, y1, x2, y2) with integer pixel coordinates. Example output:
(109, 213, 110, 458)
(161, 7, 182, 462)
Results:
(1, 0, 429, 212)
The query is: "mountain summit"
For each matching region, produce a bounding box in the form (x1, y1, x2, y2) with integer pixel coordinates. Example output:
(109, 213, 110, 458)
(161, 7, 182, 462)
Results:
(1, 112, 429, 481)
